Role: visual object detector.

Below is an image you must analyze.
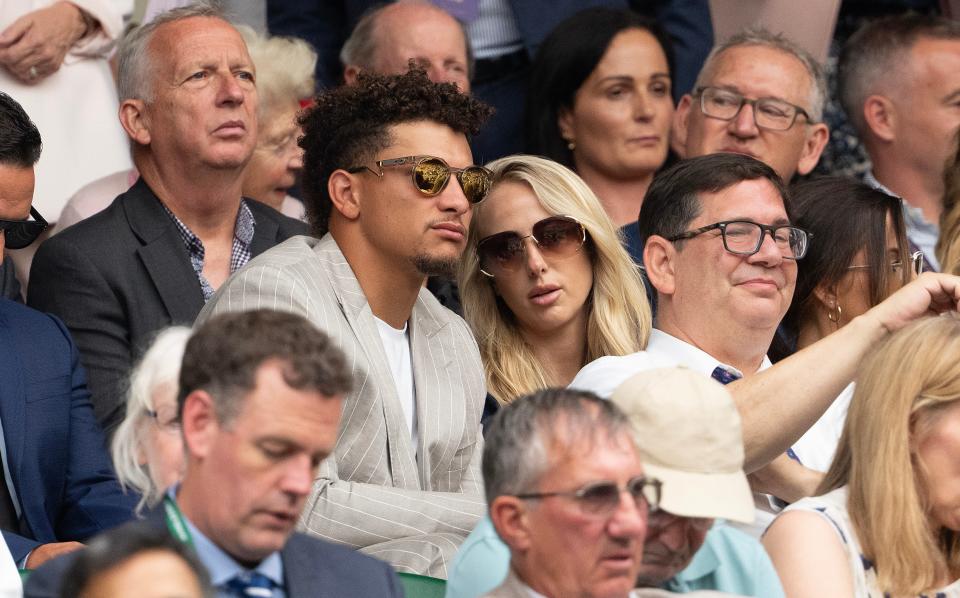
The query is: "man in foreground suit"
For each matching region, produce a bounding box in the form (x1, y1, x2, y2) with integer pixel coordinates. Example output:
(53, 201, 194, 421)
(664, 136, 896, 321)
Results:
(200, 69, 492, 576)
(26, 309, 404, 597)
(0, 91, 135, 568)
(27, 5, 307, 438)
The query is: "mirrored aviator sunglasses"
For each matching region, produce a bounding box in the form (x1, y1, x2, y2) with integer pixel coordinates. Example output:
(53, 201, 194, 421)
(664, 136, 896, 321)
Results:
(477, 215, 586, 277)
(0, 207, 47, 249)
(412, 156, 492, 204)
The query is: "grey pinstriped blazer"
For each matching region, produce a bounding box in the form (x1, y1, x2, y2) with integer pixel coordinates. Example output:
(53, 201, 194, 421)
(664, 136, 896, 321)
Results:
(197, 233, 486, 577)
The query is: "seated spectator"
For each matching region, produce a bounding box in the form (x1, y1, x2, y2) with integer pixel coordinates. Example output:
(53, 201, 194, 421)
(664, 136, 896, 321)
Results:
(937, 131, 960, 274)
(61, 521, 210, 598)
(572, 153, 960, 538)
(26, 310, 404, 598)
(838, 15, 960, 273)
(199, 69, 492, 577)
(458, 154, 650, 406)
(772, 177, 916, 472)
(480, 387, 653, 598)
(446, 368, 784, 598)
(111, 327, 192, 513)
(0, 90, 135, 570)
(763, 314, 960, 597)
(340, 1, 470, 93)
(55, 22, 316, 233)
(526, 8, 674, 228)
(28, 5, 309, 438)
(673, 27, 829, 183)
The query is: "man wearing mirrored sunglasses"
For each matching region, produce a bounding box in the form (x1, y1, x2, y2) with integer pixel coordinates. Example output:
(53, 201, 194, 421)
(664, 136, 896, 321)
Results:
(199, 68, 493, 576)
(0, 91, 136, 569)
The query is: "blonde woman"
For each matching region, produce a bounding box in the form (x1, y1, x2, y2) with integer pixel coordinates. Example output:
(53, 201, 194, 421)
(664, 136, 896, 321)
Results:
(937, 131, 960, 274)
(763, 314, 960, 597)
(111, 326, 191, 513)
(459, 154, 651, 404)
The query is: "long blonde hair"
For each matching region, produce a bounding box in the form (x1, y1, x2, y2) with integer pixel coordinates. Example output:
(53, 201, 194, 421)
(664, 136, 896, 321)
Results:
(458, 155, 651, 403)
(820, 314, 960, 595)
(938, 131, 960, 274)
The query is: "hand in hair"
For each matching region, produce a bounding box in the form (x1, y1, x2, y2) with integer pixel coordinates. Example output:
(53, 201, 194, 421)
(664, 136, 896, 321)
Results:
(864, 272, 960, 333)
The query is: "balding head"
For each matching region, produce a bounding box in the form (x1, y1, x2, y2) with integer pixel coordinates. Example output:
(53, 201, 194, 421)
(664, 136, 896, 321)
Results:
(341, 1, 471, 93)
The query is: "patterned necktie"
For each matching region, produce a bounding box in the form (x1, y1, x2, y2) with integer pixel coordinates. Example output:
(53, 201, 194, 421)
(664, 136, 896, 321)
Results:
(710, 366, 741, 385)
(224, 572, 275, 598)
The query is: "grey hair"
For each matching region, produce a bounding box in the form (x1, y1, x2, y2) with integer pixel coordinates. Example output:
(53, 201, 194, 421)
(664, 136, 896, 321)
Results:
(117, 2, 227, 102)
(339, 0, 474, 81)
(482, 388, 635, 503)
(838, 14, 960, 134)
(111, 326, 192, 513)
(237, 25, 317, 119)
(696, 26, 827, 123)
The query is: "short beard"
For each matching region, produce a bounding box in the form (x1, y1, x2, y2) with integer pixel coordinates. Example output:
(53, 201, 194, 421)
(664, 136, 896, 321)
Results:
(411, 253, 458, 278)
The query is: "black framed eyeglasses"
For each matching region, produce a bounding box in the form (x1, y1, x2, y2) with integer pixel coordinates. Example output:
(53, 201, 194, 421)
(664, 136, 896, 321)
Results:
(515, 475, 661, 516)
(696, 86, 812, 131)
(848, 250, 924, 277)
(0, 206, 47, 249)
(347, 155, 493, 204)
(667, 220, 811, 260)
(476, 215, 587, 277)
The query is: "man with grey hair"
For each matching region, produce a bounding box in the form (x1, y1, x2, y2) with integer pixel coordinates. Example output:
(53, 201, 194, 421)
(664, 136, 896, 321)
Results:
(480, 387, 654, 598)
(838, 14, 960, 272)
(27, 4, 308, 437)
(672, 27, 830, 182)
(341, 0, 471, 93)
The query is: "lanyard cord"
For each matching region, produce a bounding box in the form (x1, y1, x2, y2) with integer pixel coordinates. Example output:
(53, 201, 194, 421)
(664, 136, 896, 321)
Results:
(163, 495, 195, 550)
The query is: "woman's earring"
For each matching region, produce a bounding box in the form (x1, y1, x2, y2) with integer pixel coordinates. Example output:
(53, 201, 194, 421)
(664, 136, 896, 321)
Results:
(566, 140, 576, 151)
(827, 302, 842, 328)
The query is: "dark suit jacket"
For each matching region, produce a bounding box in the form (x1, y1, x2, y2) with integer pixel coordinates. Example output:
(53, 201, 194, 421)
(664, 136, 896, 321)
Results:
(27, 178, 309, 437)
(0, 298, 135, 563)
(25, 506, 404, 598)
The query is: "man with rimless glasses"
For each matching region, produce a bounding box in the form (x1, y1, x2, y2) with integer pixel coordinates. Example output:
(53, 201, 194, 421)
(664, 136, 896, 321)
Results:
(200, 69, 494, 576)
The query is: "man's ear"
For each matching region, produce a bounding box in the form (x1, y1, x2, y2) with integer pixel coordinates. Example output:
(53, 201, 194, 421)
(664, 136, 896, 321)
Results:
(181, 390, 219, 460)
(643, 234, 678, 296)
(671, 94, 694, 158)
(863, 95, 896, 143)
(795, 121, 829, 176)
(489, 496, 533, 552)
(343, 64, 361, 86)
(119, 99, 151, 146)
(328, 169, 362, 221)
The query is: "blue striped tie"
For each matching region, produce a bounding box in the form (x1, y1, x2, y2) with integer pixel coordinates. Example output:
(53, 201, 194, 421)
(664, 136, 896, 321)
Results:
(224, 572, 275, 597)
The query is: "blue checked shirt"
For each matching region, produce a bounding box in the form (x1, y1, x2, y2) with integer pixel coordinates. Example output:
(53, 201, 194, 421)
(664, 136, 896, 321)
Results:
(162, 201, 256, 301)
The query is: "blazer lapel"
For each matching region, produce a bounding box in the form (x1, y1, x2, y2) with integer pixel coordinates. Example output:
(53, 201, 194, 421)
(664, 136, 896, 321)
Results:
(247, 200, 280, 257)
(409, 292, 455, 487)
(124, 179, 206, 323)
(318, 239, 420, 489)
(0, 307, 28, 533)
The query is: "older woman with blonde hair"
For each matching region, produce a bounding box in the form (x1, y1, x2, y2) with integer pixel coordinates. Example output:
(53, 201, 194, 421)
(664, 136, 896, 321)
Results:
(763, 314, 960, 597)
(459, 154, 651, 404)
(111, 326, 191, 512)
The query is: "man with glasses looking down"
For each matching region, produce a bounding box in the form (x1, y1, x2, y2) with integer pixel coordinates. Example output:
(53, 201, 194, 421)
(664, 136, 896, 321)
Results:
(574, 153, 960, 538)
(199, 68, 494, 576)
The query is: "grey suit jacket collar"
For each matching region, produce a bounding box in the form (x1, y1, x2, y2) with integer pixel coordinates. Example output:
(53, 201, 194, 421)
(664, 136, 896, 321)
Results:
(484, 569, 539, 598)
(314, 234, 457, 489)
(120, 177, 285, 324)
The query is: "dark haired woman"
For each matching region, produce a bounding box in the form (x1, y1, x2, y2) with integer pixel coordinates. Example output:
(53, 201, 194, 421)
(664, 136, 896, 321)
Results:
(526, 8, 674, 229)
(774, 176, 914, 472)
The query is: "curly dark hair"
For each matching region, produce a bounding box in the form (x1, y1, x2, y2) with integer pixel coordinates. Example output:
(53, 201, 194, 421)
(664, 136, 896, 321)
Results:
(298, 67, 493, 237)
(178, 309, 352, 423)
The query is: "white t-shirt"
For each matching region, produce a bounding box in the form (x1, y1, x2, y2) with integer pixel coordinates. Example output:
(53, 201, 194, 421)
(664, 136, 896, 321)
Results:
(374, 317, 418, 454)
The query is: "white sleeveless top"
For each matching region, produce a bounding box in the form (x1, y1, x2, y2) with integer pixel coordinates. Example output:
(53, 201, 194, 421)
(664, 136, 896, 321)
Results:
(783, 487, 960, 597)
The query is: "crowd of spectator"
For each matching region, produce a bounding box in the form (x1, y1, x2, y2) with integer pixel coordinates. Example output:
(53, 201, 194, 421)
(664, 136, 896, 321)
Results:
(2, 1, 960, 597)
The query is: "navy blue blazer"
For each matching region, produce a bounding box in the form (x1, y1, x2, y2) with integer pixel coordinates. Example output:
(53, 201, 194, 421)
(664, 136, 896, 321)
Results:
(25, 505, 404, 598)
(0, 298, 135, 563)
